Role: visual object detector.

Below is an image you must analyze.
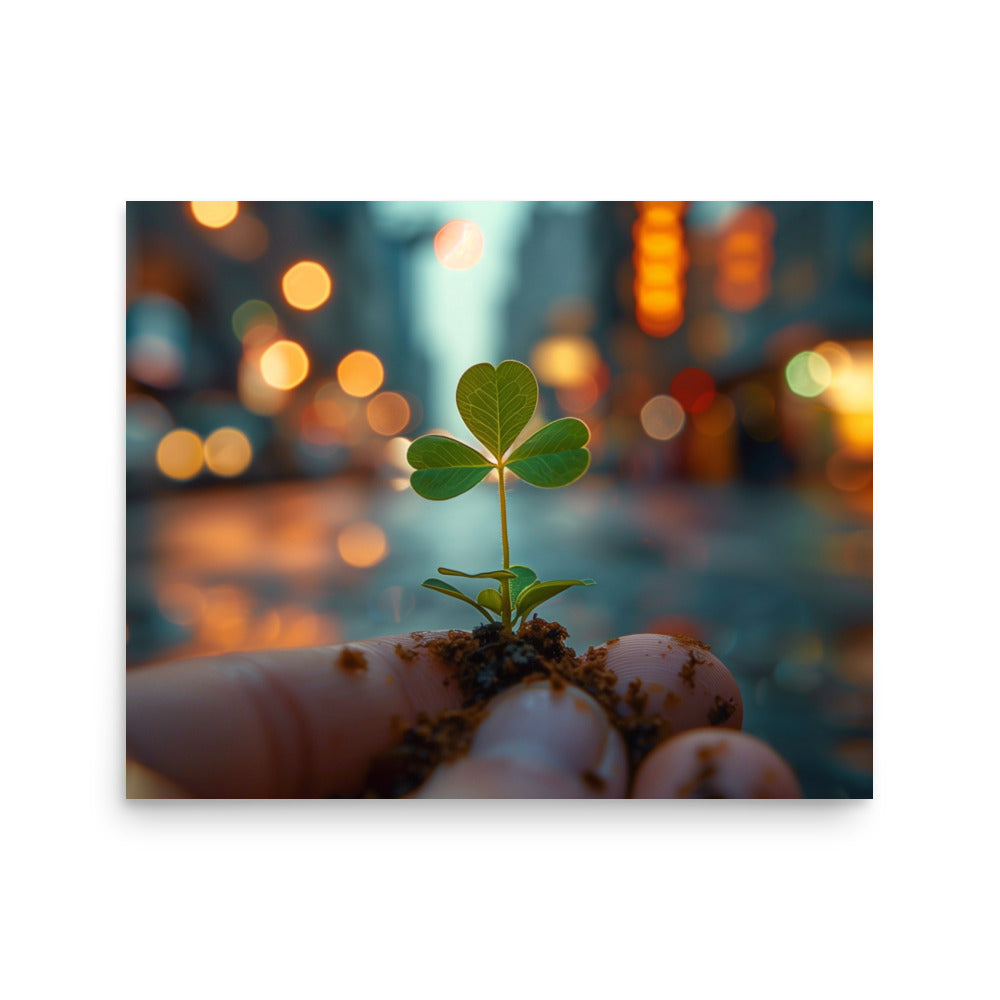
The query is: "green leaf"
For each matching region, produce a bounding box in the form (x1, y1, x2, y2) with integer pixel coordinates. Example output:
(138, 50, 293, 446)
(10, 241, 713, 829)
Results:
(506, 417, 591, 488)
(408, 435, 493, 500)
(455, 360, 538, 460)
(438, 567, 516, 581)
(507, 564, 538, 604)
(476, 588, 503, 614)
(421, 579, 495, 620)
(515, 578, 596, 620)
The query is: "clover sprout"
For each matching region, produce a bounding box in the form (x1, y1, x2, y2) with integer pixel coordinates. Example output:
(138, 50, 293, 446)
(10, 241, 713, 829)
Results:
(407, 360, 594, 630)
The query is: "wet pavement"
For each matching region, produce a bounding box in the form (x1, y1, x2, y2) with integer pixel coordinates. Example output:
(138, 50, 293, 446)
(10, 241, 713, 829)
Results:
(126, 476, 873, 798)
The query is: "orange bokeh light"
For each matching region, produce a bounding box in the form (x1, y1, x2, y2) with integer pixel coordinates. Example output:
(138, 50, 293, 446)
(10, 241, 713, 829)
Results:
(156, 429, 204, 481)
(635, 229, 685, 260)
(281, 261, 333, 310)
(556, 372, 602, 414)
(636, 286, 684, 314)
(826, 449, 873, 492)
(434, 219, 484, 270)
(715, 205, 775, 312)
(636, 306, 684, 337)
(190, 201, 239, 228)
(260, 340, 310, 390)
(337, 350, 385, 398)
(337, 522, 388, 568)
(204, 427, 253, 477)
(633, 202, 688, 337)
(691, 394, 737, 436)
(531, 334, 601, 388)
(834, 410, 874, 458)
(635, 260, 686, 286)
(366, 392, 411, 436)
(312, 383, 352, 433)
(238, 357, 288, 415)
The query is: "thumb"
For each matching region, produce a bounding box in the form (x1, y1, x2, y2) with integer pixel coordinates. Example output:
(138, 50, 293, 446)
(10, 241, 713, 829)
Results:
(416, 680, 628, 798)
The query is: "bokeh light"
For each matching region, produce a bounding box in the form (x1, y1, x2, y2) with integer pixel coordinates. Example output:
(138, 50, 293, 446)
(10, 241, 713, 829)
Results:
(670, 367, 716, 413)
(813, 340, 853, 380)
(715, 205, 775, 312)
(434, 219, 484, 270)
(156, 429, 204, 481)
(190, 201, 239, 228)
(633, 202, 688, 337)
(531, 334, 601, 388)
(337, 522, 388, 568)
(232, 300, 277, 342)
(126, 294, 191, 389)
(204, 427, 253, 477)
(281, 261, 333, 310)
(822, 342, 873, 414)
(300, 403, 344, 447)
(337, 350, 385, 397)
(826, 449, 873, 492)
(384, 436, 413, 471)
(786, 350, 833, 397)
(205, 211, 269, 261)
(241, 323, 280, 360)
(834, 411, 874, 456)
(238, 357, 287, 415)
(640, 395, 685, 440)
(312, 381, 354, 434)
(692, 394, 737, 436)
(366, 392, 411, 436)
(557, 374, 601, 414)
(260, 340, 310, 389)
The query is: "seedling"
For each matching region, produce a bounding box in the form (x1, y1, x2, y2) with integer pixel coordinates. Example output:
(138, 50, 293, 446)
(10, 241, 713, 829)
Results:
(407, 360, 594, 631)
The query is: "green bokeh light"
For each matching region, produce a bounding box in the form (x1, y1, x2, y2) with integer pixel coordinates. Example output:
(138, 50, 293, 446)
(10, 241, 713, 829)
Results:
(786, 350, 832, 398)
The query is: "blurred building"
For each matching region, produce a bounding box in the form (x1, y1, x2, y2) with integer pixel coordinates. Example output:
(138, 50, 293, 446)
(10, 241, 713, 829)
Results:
(126, 202, 431, 494)
(499, 200, 873, 494)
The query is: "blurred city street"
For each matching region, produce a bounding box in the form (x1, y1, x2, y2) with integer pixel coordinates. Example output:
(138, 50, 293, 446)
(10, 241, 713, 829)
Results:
(126, 474, 872, 798)
(126, 200, 873, 797)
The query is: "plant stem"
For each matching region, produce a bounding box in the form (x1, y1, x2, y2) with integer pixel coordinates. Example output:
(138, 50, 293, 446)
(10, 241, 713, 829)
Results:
(497, 461, 512, 629)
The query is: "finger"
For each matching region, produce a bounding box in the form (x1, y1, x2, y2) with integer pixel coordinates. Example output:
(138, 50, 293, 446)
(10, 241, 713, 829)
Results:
(632, 728, 802, 798)
(602, 634, 744, 735)
(416, 680, 628, 798)
(126, 633, 461, 798)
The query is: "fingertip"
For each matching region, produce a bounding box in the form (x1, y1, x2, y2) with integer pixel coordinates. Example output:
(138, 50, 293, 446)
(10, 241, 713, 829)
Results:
(632, 728, 802, 798)
(418, 681, 627, 798)
(602, 634, 743, 734)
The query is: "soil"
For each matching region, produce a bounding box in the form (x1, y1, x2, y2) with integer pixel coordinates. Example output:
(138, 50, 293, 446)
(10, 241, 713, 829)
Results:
(362, 617, 697, 798)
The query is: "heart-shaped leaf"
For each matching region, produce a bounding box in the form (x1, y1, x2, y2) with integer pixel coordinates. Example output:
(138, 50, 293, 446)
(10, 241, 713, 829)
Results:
(505, 417, 590, 488)
(408, 435, 493, 500)
(456, 360, 538, 461)
(438, 567, 516, 581)
(515, 578, 596, 620)
(421, 579, 495, 620)
(476, 588, 503, 614)
(507, 564, 538, 604)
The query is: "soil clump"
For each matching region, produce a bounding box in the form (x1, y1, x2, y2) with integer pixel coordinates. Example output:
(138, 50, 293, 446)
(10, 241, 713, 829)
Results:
(363, 617, 684, 797)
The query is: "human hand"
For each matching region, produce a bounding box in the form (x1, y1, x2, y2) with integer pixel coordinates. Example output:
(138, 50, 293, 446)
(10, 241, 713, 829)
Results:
(126, 632, 800, 798)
